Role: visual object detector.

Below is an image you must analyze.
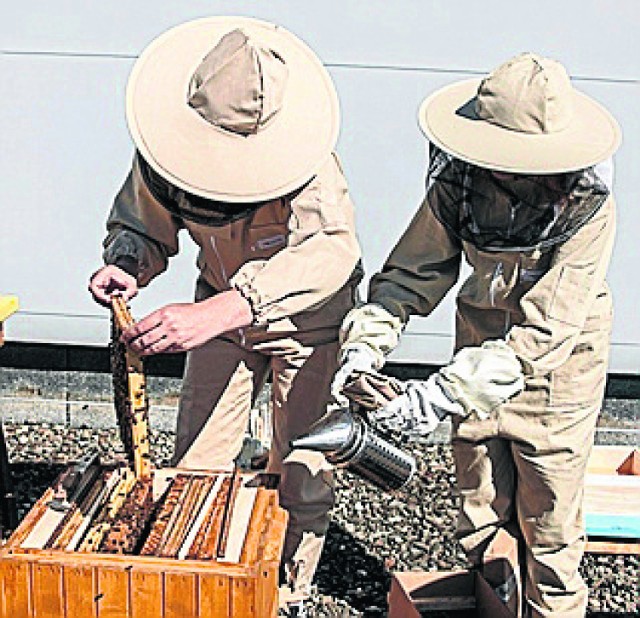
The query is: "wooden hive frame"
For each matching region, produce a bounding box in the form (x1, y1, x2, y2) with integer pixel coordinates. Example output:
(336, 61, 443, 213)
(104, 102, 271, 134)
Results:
(110, 294, 151, 481)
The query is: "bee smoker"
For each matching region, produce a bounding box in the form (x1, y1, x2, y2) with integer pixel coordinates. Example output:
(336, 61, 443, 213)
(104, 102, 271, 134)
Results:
(290, 408, 416, 492)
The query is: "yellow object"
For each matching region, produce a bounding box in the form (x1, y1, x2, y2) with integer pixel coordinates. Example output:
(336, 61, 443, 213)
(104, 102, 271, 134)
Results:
(0, 296, 19, 322)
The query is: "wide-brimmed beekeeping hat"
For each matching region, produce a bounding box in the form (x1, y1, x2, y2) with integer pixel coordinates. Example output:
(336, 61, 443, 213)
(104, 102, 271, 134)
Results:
(126, 16, 339, 202)
(418, 52, 621, 173)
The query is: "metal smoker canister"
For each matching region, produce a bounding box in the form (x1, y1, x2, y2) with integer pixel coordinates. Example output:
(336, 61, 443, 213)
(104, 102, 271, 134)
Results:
(290, 408, 416, 492)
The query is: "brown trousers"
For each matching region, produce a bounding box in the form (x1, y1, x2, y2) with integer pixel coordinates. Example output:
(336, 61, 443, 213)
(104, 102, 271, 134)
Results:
(172, 328, 337, 596)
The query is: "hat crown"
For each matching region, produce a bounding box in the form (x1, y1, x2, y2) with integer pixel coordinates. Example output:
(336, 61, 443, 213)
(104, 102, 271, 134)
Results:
(187, 28, 289, 135)
(475, 53, 574, 135)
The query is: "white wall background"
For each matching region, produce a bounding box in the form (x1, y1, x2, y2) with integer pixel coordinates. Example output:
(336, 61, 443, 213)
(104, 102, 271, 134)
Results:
(1, 1, 638, 371)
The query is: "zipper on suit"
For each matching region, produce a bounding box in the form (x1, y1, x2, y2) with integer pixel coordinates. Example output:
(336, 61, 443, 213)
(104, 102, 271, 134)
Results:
(489, 261, 504, 307)
(490, 261, 512, 337)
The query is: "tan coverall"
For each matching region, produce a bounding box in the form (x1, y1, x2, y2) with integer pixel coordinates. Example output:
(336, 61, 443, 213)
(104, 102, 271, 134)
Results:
(103, 152, 361, 593)
(368, 191, 616, 617)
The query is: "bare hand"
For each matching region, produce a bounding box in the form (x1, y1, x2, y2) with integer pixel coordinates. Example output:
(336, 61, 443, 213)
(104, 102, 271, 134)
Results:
(121, 290, 253, 355)
(89, 265, 138, 306)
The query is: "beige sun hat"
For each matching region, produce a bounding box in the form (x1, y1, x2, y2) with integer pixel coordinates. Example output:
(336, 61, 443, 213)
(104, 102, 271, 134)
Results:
(125, 16, 339, 202)
(418, 52, 621, 174)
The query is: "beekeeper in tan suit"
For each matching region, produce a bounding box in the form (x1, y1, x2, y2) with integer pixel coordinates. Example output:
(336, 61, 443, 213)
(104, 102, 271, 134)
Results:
(333, 53, 620, 618)
(88, 17, 361, 610)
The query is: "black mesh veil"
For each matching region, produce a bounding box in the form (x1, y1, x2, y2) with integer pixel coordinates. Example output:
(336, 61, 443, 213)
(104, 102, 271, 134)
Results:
(426, 147, 610, 253)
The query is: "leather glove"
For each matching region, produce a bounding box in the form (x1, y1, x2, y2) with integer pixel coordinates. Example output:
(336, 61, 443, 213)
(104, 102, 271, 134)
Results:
(330, 346, 378, 403)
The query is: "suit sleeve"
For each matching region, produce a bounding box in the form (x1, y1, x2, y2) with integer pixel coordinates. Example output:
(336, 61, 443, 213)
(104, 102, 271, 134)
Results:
(102, 154, 182, 287)
(231, 153, 361, 325)
(369, 189, 463, 324)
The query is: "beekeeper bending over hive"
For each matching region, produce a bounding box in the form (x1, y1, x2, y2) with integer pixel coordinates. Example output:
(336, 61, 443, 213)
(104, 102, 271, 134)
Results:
(88, 17, 362, 612)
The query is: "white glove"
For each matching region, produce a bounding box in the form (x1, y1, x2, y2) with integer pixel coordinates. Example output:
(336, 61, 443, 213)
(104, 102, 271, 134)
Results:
(330, 345, 378, 403)
(339, 304, 404, 368)
(438, 340, 524, 418)
(366, 340, 524, 440)
(367, 373, 464, 441)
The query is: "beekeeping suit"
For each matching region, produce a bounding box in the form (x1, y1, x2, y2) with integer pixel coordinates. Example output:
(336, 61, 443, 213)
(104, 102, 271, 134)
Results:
(334, 53, 621, 618)
(89, 18, 362, 606)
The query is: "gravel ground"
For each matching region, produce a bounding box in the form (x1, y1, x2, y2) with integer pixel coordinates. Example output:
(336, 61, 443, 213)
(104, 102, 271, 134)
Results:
(3, 422, 638, 617)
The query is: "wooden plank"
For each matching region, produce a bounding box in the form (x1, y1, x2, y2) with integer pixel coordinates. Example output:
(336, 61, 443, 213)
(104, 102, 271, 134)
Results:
(255, 562, 279, 618)
(63, 565, 97, 618)
(261, 508, 288, 565)
(584, 474, 640, 517)
(32, 562, 64, 618)
(585, 539, 640, 554)
(130, 570, 162, 618)
(164, 572, 197, 618)
(218, 481, 257, 563)
(95, 567, 129, 618)
(179, 476, 223, 561)
(7, 548, 249, 577)
(230, 578, 255, 618)
(4, 488, 55, 549)
(199, 573, 231, 618)
(0, 559, 31, 618)
(239, 489, 270, 565)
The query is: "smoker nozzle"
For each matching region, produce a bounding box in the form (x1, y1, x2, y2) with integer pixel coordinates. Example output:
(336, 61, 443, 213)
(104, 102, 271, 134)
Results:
(290, 408, 416, 492)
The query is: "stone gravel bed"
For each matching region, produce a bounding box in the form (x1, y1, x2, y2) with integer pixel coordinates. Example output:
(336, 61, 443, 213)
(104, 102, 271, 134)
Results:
(3, 422, 638, 617)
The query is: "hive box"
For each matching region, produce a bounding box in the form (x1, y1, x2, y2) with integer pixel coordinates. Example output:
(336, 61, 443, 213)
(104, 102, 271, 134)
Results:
(0, 469, 287, 618)
(584, 446, 640, 554)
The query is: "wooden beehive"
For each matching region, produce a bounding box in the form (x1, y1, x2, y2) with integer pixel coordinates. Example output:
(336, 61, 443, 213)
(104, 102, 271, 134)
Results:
(0, 297, 288, 617)
(0, 470, 287, 618)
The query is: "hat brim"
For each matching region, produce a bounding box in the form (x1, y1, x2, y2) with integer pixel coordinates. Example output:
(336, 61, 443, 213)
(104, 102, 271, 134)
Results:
(418, 79, 621, 174)
(126, 16, 339, 202)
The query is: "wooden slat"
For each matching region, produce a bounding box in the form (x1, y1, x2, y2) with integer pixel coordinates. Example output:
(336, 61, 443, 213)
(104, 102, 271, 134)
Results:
(164, 572, 197, 618)
(584, 474, 640, 516)
(199, 573, 231, 618)
(261, 508, 288, 565)
(240, 489, 271, 565)
(20, 506, 68, 550)
(179, 476, 222, 561)
(216, 468, 242, 559)
(255, 562, 279, 618)
(4, 488, 55, 549)
(32, 562, 65, 618)
(8, 548, 249, 577)
(585, 539, 640, 554)
(63, 565, 96, 618)
(130, 570, 162, 618)
(95, 567, 129, 617)
(0, 558, 31, 618)
(230, 578, 255, 618)
(218, 480, 257, 563)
